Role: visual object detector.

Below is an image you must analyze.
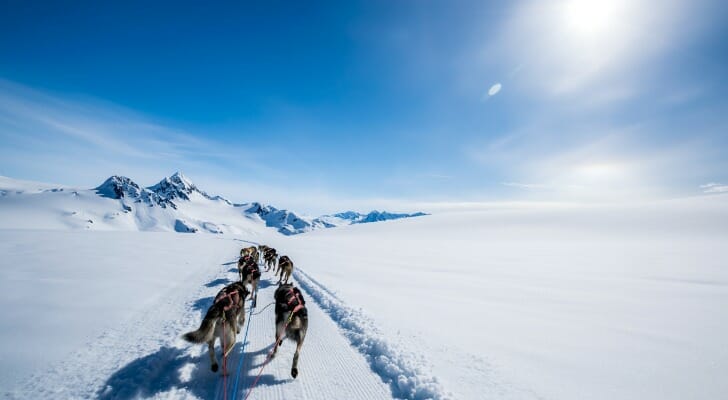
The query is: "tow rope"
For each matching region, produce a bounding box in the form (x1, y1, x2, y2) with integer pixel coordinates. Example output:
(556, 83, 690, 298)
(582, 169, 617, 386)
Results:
(242, 304, 303, 400)
(231, 291, 256, 399)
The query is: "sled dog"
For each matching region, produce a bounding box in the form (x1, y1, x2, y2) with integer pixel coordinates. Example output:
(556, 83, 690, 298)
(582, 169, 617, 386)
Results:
(277, 255, 294, 284)
(240, 256, 261, 307)
(272, 283, 308, 378)
(264, 248, 278, 272)
(182, 282, 249, 374)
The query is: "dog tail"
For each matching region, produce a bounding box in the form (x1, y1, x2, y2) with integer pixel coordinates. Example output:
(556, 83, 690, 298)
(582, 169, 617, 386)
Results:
(182, 305, 221, 343)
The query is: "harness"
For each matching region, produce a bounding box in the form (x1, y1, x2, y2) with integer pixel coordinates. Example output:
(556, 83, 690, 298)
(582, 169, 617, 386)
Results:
(215, 287, 242, 312)
(284, 287, 305, 316)
(242, 262, 260, 281)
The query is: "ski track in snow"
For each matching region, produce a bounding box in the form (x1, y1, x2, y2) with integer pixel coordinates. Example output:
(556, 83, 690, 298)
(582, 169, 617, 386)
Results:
(7, 249, 392, 400)
(293, 268, 451, 400)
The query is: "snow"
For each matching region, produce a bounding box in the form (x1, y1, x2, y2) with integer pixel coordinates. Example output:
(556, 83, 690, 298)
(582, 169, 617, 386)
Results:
(2, 172, 727, 399)
(279, 196, 728, 400)
(293, 268, 448, 399)
(0, 175, 425, 235)
(0, 230, 391, 399)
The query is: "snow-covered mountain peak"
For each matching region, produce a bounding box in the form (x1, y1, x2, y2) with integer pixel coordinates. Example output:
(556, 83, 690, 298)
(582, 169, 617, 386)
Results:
(3, 174, 427, 235)
(96, 175, 173, 208)
(148, 171, 206, 202)
(332, 211, 361, 220)
(95, 175, 144, 199)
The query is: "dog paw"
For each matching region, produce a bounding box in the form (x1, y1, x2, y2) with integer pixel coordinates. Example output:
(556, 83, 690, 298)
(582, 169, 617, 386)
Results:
(211, 364, 219, 373)
(291, 368, 298, 379)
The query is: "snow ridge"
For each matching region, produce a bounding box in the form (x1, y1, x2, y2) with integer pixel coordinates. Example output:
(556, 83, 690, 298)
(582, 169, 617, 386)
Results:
(293, 268, 450, 400)
(2, 173, 428, 236)
(240, 202, 335, 235)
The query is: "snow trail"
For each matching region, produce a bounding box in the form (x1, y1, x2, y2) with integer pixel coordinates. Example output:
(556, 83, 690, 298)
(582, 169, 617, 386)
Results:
(220, 267, 391, 400)
(6, 239, 393, 400)
(292, 268, 450, 400)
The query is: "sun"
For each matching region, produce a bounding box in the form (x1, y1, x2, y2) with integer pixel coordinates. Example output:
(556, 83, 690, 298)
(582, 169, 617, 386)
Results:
(562, 0, 624, 38)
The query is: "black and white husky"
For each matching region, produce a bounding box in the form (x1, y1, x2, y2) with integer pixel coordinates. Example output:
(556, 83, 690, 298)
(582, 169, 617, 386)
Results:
(272, 283, 308, 378)
(277, 255, 294, 284)
(182, 282, 249, 374)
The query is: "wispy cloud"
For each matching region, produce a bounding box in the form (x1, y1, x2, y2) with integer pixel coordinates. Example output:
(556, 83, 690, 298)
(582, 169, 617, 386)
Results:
(502, 182, 549, 190)
(701, 183, 728, 194)
(0, 79, 441, 214)
(0, 79, 350, 213)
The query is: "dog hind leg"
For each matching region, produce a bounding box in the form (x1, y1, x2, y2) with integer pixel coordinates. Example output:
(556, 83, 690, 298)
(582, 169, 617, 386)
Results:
(291, 321, 306, 378)
(272, 319, 285, 358)
(208, 339, 218, 372)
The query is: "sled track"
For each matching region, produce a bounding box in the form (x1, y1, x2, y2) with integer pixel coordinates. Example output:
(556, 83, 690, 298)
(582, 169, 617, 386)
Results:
(7, 238, 450, 400)
(293, 268, 450, 400)
(225, 271, 391, 400)
(10, 248, 393, 399)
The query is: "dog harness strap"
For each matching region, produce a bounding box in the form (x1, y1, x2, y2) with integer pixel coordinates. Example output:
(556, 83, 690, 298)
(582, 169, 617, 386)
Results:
(215, 289, 241, 312)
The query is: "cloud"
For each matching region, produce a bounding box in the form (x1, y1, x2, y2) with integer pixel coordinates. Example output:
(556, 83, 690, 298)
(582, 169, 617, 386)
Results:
(701, 183, 728, 193)
(502, 182, 548, 190)
(0, 79, 345, 213)
(488, 83, 502, 96)
(0, 79, 447, 214)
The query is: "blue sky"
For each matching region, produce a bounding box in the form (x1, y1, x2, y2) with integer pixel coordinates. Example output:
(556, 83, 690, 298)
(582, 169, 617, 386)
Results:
(1, 0, 727, 213)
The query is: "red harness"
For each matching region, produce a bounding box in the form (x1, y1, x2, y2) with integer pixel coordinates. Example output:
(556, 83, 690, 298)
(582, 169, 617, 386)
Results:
(215, 288, 242, 312)
(285, 288, 304, 315)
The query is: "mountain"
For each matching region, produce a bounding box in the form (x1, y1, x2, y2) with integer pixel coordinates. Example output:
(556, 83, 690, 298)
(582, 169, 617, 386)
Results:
(0, 173, 427, 235)
(328, 210, 428, 224)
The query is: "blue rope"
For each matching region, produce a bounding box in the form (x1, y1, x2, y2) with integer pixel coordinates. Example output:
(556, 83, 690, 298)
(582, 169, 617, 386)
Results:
(231, 294, 255, 399)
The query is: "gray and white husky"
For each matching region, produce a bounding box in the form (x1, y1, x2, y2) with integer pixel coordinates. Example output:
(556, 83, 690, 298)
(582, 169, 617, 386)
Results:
(182, 281, 249, 374)
(272, 283, 308, 378)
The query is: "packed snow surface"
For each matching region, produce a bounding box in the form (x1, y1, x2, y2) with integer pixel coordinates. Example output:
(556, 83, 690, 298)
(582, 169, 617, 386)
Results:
(0, 230, 394, 399)
(278, 196, 728, 400)
(1, 190, 727, 399)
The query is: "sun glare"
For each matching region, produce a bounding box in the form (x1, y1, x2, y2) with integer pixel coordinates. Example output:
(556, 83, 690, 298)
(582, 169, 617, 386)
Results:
(563, 1, 620, 36)
(577, 162, 623, 180)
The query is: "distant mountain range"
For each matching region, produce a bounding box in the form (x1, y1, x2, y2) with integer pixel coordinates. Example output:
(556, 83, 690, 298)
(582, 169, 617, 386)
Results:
(0, 172, 427, 235)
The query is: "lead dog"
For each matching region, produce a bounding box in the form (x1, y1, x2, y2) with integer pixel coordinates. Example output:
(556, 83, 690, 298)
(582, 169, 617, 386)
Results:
(277, 255, 294, 284)
(257, 244, 270, 264)
(240, 246, 257, 260)
(272, 283, 308, 378)
(182, 282, 249, 374)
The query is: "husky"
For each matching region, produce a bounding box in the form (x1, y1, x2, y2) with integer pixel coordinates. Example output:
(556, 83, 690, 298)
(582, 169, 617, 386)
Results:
(240, 246, 257, 259)
(263, 248, 278, 273)
(237, 255, 252, 282)
(257, 244, 270, 264)
(272, 284, 308, 378)
(183, 282, 249, 374)
(277, 255, 294, 284)
(240, 257, 261, 307)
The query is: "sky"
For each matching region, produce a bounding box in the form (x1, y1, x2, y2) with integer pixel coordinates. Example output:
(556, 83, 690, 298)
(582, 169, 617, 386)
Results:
(1, 0, 727, 214)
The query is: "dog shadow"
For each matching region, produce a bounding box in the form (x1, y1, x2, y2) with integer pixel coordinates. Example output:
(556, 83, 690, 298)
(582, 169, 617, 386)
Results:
(228, 267, 239, 273)
(191, 297, 214, 318)
(96, 346, 217, 400)
(238, 344, 292, 388)
(222, 260, 238, 266)
(205, 278, 229, 288)
(258, 279, 276, 290)
(97, 340, 286, 400)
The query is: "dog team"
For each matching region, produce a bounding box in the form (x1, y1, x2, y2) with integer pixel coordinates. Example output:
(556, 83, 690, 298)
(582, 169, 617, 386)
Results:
(183, 244, 308, 379)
